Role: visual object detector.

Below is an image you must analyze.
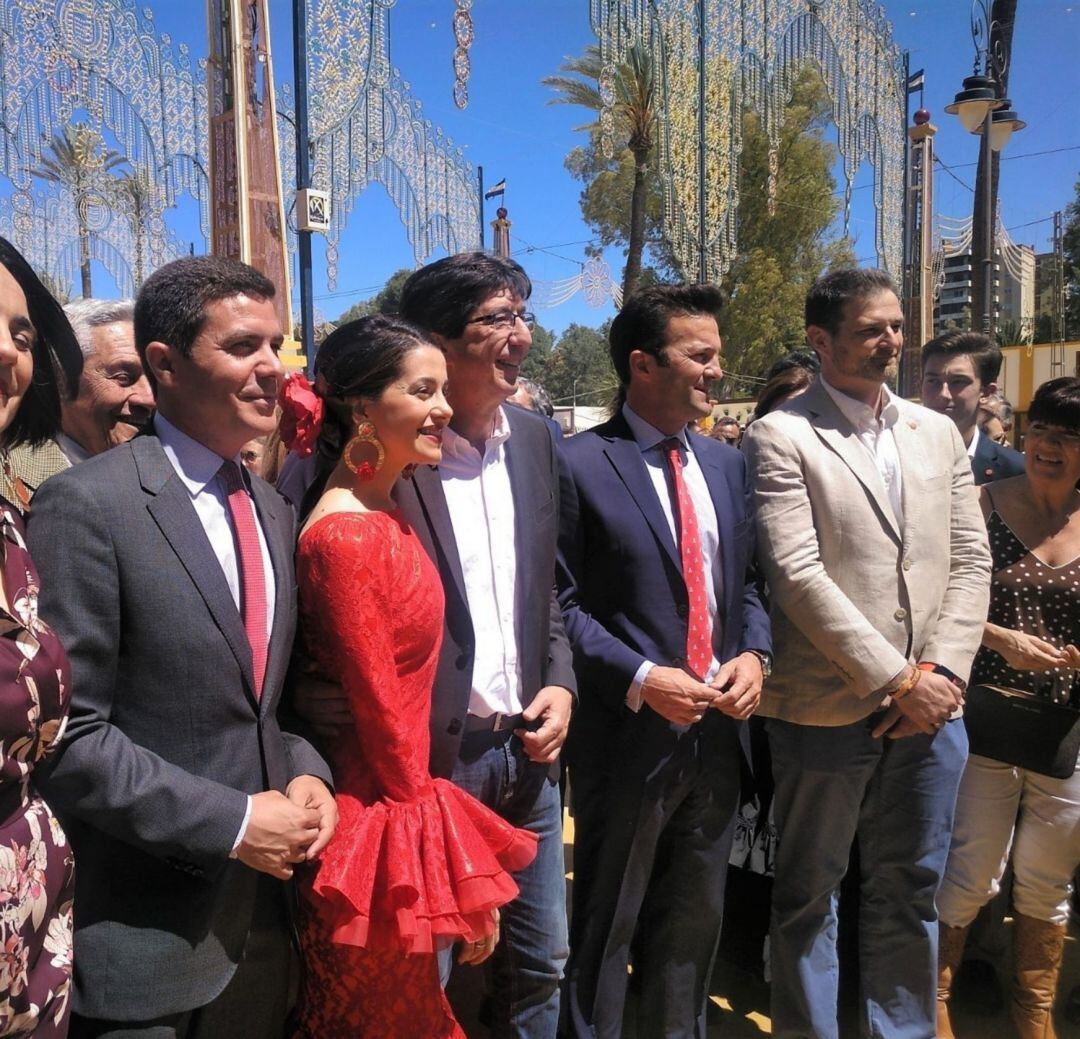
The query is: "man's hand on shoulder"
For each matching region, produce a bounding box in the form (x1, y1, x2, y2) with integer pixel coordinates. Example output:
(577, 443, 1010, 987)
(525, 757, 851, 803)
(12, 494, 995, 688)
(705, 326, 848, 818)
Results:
(516, 686, 573, 764)
(235, 791, 321, 879)
(709, 652, 763, 720)
(286, 775, 338, 860)
(640, 666, 716, 726)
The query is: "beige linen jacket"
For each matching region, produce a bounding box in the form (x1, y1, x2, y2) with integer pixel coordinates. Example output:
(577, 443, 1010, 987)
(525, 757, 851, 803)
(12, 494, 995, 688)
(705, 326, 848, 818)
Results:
(743, 378, 991, 726)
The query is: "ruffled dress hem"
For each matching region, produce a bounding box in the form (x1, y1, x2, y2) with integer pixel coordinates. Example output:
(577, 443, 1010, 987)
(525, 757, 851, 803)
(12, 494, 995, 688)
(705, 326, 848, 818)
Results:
(310, 777, 537, 955)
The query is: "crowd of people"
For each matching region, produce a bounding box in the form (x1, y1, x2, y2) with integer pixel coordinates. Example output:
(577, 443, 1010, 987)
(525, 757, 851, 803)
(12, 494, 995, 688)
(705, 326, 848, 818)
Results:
(0, 234, 1078, 1039)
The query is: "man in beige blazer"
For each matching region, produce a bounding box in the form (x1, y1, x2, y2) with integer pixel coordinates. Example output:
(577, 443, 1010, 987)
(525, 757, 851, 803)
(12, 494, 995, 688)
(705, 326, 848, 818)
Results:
(743, 268, 991, 1039)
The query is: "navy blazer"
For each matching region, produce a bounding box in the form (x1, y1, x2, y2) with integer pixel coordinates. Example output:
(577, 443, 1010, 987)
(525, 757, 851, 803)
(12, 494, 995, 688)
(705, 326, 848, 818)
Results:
(556, 412, 770, 767)
(393, 406, 577, 779)
(971, 432, 1025, 485)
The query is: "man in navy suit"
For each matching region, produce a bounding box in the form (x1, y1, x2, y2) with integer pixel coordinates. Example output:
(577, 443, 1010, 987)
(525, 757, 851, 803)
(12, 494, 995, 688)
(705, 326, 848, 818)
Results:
(557, 283, 771, 1038)
(921, 330, 1024, 486)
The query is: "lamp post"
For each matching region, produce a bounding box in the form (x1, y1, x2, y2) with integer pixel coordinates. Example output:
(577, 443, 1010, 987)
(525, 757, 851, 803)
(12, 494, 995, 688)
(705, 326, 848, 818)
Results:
(944, 1, 1024, 338)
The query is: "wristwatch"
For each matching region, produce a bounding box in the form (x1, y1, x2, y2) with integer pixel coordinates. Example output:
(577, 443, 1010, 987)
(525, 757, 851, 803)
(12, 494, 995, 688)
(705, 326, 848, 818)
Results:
(746, 649, 773, 679)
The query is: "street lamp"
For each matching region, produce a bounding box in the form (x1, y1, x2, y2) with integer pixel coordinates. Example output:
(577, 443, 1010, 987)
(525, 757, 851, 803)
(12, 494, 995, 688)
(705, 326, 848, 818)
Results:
(944, 1, 1023, 337)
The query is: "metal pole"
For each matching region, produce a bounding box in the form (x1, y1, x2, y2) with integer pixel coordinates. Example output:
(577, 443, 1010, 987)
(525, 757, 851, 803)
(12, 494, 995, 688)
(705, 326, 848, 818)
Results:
(981, 104, 994, 337)
(696, 0, 707, 283)
(478, 165, 485, 250)
(292, 0, 315, 374)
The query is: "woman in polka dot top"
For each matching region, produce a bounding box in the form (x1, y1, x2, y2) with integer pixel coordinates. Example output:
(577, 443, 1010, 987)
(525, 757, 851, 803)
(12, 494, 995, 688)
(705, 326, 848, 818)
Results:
(936, 376, 1080, 1039)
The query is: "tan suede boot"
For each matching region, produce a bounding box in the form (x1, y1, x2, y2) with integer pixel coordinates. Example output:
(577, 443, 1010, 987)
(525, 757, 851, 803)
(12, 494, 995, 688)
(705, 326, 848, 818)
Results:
(1012, 912, 1067, 1039)
(937, 922, 970, 1039)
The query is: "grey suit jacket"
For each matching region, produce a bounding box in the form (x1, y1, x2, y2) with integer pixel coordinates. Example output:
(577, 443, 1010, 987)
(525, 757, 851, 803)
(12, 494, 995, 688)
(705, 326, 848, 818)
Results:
(393, 406, 577, 779)
(743, 379, 991, 726)
(28, 433, 331, 1021)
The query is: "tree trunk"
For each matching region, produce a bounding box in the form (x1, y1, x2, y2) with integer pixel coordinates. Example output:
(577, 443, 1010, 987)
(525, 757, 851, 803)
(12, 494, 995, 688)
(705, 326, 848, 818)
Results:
(970, 0, 1016, 333)
(623, 148, 649, 302)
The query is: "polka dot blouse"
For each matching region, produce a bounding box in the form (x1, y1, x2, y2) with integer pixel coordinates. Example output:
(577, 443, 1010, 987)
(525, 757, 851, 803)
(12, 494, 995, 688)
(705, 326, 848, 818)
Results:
(970, 510, 1080, 708)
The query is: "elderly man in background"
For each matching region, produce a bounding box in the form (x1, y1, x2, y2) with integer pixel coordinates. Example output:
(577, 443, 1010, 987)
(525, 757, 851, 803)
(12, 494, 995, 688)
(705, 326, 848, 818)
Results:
(6, 298, 152, 500)
(744, 268, 991, 1039)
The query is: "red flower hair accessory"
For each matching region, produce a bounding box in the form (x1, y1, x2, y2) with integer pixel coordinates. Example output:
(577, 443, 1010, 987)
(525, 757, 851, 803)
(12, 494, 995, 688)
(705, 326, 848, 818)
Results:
(279, 372, 325, 458)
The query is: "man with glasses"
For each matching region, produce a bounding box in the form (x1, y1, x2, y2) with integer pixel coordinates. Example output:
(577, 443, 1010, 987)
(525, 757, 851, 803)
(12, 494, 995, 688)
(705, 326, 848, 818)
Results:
(296, 252, 575, 1038)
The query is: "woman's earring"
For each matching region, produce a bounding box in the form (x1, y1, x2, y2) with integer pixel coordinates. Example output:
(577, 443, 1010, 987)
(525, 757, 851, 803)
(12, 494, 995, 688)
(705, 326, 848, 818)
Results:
(343, 421, 385, 481)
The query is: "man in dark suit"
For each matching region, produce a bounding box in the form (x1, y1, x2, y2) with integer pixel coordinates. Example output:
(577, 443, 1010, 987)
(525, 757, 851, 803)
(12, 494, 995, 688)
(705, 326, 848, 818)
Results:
(556, 283, 771, 1038)
(395, 253, 576, 1038)
(921, 329, 1024, 486)
(29, 256, 336, 1038)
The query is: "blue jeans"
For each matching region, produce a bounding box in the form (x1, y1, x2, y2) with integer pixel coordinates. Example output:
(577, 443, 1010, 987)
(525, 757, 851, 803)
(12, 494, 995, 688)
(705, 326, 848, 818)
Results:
(439, 730, 568, 1039)
(766, 715, 968, 1039)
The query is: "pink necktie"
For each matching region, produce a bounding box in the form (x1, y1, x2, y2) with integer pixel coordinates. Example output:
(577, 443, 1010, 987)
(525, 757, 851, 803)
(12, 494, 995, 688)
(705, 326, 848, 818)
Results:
(219, 461, 268, 698)
(664, 440, 713, 680)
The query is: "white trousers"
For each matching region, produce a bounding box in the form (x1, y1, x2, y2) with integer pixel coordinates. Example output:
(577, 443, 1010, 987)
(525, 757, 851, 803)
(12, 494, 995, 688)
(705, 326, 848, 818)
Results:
(938, 753, 1080, 927)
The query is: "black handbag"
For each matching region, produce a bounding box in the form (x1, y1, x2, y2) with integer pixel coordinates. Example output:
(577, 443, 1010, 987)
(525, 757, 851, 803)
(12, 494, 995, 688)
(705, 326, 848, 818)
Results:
(964, 683, 1080, 779)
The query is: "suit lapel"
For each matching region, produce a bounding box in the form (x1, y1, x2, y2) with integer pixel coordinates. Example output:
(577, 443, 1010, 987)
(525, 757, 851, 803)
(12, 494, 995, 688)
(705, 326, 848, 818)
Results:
(600, 417, 681, 572)
(504, 410, 540, 665)
(138, 440, 258, 706)
(892, 407, 933, 554)
(250, 477, 293, 715)
(406, 463, 469, 609)
(804, 381, 902, 543)
(691, 434, 735, 622)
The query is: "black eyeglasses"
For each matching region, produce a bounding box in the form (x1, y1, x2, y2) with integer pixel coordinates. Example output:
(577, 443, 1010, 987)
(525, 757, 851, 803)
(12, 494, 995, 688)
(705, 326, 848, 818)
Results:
(464, 309, 536, 332)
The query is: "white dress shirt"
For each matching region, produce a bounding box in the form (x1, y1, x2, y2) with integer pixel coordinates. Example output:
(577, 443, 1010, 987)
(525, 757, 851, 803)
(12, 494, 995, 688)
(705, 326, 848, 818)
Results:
(438, 407, 524, 718)
(967, 426, 981, 459)
(156, 414, 276, 850)
(622, 404, 723, 709)
(821, 377, 905, 528)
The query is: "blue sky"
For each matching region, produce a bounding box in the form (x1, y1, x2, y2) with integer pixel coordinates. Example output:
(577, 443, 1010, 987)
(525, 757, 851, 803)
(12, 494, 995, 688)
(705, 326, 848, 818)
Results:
(28, 0, 1080, 334)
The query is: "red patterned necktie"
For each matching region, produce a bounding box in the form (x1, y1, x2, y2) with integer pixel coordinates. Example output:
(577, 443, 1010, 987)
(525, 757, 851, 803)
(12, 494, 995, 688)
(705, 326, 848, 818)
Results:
(663, 439, 713, 679)
(219, 461, 269, 698)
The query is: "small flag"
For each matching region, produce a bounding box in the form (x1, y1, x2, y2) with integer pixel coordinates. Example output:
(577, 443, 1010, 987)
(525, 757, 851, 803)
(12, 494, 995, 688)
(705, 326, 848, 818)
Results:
(484, 179, 506, 200)
(907, 69, 925, 93)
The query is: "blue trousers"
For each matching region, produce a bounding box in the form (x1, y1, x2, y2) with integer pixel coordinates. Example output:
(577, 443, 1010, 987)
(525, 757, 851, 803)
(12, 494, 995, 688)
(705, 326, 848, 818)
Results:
(439, 730, 568, 1039)
(766, 715, 967, 1039)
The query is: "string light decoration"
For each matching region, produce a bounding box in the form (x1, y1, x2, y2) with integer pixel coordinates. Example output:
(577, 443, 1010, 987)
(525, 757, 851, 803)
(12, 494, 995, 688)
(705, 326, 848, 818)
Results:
(0, 0, 210, 291)
(590, 0, 907, 283)
(281, 0, 480, 290)
(534, 255, 624, 310)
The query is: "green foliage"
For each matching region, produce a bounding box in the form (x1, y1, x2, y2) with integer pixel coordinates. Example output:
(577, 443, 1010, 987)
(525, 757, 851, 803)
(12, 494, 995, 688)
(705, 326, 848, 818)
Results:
(527, 322, 615, 408)
(335, 268, 413, 324)
(718, 69, 855, 383)
(520, 322, 554, 383)
(1064, 173, 1080, 339)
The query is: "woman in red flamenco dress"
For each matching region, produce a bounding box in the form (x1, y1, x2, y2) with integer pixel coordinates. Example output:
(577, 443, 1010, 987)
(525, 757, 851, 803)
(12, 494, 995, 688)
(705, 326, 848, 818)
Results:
(283, 315, 537, 1039)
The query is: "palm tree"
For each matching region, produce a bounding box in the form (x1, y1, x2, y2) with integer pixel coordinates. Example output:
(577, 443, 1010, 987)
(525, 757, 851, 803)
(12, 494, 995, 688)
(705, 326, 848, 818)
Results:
(29, 123, 126, 298)
(113, 170, 155, 290)
(544, 44, 657, 300)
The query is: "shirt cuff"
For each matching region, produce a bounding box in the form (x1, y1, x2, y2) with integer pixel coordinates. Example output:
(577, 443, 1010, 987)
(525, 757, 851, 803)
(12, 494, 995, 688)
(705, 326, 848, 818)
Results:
(229, 795, 253, 858)
(626, 660, 656, 712)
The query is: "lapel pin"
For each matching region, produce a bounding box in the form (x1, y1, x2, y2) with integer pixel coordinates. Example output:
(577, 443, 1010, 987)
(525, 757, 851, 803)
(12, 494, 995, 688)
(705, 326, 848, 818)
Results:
(984, 468, 994, 477)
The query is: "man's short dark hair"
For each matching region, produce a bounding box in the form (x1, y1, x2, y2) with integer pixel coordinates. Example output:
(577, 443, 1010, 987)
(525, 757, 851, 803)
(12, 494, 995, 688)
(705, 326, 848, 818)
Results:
(134, 255, 276, 387)
(398, 252, 532, 338)
(920, 329, 1003, 387)
(804, 268, 897, 334)
(609, 283, 725, 396)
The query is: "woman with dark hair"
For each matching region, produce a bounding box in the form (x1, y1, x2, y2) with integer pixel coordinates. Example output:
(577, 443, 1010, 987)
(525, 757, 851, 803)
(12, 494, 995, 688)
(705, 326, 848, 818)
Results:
(0, 238, 81, 1035)
(283, 316, 537, 1039)
(937, 377, 1080, 1039)
(752, 360, 815, 424)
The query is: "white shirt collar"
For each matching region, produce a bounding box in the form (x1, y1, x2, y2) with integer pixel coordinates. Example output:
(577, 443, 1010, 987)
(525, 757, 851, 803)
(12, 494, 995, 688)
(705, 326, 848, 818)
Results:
(154, 414, 243, 498)
(55, 432, 92, 466)
(621, 402, 691, 454)
(441, 405, 512, 461)
(820, 376, 900, 433)
(967, 426, 981, 458)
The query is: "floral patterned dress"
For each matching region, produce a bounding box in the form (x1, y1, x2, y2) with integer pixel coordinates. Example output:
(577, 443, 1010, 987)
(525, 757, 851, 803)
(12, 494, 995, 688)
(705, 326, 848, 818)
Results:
(0, 499, 73, 1037)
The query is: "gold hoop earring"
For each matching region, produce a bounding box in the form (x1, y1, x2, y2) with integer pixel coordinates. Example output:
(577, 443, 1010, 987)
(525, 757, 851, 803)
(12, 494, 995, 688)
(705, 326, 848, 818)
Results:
(343, 421, 385, 481)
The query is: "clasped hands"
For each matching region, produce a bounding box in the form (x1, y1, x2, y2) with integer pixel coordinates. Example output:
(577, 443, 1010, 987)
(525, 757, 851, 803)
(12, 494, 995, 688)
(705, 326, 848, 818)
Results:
(234, 775, 338, 881)
(871, 666, 964, 740)
(641, 652, 763, 726)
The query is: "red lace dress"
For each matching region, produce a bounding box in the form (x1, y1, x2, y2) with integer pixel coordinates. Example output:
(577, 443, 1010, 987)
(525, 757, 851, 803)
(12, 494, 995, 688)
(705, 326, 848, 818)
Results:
(291, 511, 537, 1039)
